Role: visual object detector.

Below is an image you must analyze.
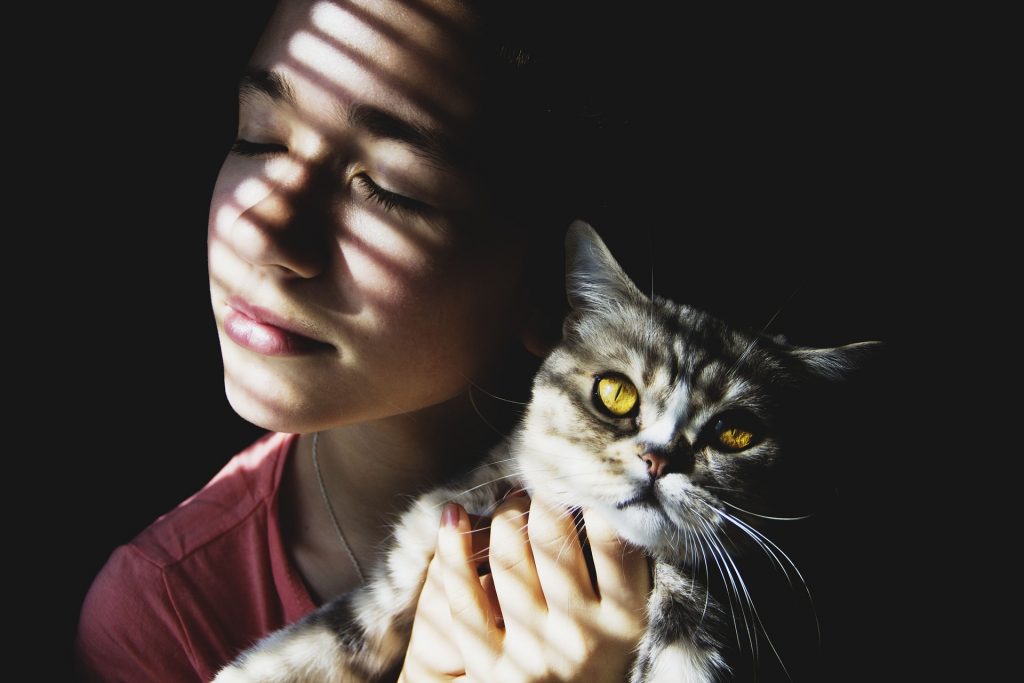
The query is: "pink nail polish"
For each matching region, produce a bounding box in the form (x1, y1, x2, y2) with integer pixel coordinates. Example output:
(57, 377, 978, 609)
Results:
(442, 502, 460, 528)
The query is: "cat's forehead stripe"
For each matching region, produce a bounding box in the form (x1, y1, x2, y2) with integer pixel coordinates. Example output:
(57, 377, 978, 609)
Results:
(565, 298, 792, 410)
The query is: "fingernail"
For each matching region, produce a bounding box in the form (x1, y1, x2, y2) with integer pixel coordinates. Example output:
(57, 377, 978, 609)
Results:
(442, 502, 460, 528)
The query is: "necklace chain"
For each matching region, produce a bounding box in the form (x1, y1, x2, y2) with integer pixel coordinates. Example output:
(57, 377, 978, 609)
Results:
(311, 432, 366, 583)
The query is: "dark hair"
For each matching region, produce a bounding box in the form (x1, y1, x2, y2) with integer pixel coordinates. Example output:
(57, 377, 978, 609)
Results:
(468, 2, 638, 344)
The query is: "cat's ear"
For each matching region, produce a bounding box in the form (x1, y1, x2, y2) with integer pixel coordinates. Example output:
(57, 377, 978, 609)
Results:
(564, 220, 643, 311)
(791, 340, 884, 381)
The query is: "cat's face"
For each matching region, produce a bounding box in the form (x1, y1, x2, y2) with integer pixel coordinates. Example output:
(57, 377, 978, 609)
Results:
(514, 222, 874, 564)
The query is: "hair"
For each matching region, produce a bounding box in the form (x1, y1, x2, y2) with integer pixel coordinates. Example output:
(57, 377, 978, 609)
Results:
(467, 1, 639, 347)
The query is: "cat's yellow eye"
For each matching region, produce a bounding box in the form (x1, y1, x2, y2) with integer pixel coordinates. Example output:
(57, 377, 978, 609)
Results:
(594, 374, 639, 417)
(705, 411, 763, 453)
(718, 428, 754, 450)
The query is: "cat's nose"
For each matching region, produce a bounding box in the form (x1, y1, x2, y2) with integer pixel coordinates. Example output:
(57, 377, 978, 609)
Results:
(639, 441, 694, 478)
(640, 450, 670, 478)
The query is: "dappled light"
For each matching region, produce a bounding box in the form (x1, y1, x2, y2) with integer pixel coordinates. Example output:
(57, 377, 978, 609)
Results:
(204, 1, 826, 680)
(205, 0, 529, 432)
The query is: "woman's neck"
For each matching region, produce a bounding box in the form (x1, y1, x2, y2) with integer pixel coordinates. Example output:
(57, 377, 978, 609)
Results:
(280, 391, 509, 604)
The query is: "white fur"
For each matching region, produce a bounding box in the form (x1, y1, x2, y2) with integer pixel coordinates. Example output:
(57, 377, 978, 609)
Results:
(639, 380, 689, 446)
(213, 626, 346, 683)
(645, 641, 718, 683)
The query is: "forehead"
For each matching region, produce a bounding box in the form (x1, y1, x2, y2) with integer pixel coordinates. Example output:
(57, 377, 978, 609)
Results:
(249, 0, 480, 136)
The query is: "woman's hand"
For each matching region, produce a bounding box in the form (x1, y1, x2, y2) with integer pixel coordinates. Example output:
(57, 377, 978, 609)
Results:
(398, 493, 650, 682)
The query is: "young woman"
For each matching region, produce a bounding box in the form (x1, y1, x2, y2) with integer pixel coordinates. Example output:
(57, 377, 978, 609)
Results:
(76, 1, 649, 681)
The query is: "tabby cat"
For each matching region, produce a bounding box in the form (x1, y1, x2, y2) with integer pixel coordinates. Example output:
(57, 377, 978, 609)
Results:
(215, 221, 877, 682)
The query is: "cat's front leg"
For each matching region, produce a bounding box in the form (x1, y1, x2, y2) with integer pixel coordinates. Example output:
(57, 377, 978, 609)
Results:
(630, 562, 727, 683)
(211, 588, 400, 683)
(211, 492, 445, 682)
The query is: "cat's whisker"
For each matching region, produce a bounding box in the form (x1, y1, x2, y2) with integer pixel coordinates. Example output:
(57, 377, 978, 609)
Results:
(698, 526, 745, 653)
(464, 377, 530, 405)
(720, 499, 815, 522)
(712, 508, 794, 587)
(700, 484, 744, 494)
(714, 508, 809, 592)
(703, 506, 820, 670)
(465, 456, 520, 475)
(693, 528, 712, 626)
(434, 473, 524, 511)
(698, 519, 757, 659)
(702, 519, 761, 663)
(706, 518, 797, 681)
(710, 507, 821, 644)
(467, 385, 517, 440)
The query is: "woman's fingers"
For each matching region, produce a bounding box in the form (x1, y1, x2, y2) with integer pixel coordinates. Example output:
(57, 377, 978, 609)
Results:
(488, 493, 545, 636)
(431, 497, 650, 683)
(528, 494, 598, 615)
(399, 553, 465, 681)
(583, 507, 650, 634)
(437, 502, 501, 676)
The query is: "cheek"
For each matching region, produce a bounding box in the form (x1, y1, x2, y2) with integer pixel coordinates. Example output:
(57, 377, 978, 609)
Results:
(338, 209, 440, 305)
(345, 219, 522, 339)
(519, 388, 647, 495)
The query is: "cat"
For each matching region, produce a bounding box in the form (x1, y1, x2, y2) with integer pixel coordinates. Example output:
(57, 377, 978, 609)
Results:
(214, 221, 878, 683)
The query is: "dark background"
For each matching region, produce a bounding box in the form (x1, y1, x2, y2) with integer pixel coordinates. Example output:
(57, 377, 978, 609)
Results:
(41, 2, 958, 680)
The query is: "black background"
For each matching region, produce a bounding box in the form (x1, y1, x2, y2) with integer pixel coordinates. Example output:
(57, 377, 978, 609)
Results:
(33, 2, 961, 679)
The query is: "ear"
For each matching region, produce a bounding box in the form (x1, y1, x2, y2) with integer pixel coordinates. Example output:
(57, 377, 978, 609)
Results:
(564, 220, 644, 312)
(790, 340, 884, 381)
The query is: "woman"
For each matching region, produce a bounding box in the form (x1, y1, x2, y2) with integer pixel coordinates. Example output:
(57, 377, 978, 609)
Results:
(76, 1, 649, 681)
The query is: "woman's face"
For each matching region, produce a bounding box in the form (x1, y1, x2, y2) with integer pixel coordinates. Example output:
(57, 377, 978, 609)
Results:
(208, 0, 529, 433)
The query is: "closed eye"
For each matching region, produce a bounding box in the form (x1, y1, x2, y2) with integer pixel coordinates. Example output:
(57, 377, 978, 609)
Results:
(230, 139, 288, 157)
(355, 174, 431, 215)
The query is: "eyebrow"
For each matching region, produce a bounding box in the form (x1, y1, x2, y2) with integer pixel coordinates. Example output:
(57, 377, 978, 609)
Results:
(238, 68, 460, 168)
(239, 69, 297, 106)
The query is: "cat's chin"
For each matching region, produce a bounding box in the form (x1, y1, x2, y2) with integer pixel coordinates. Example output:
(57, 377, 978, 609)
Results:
(595, 500, 693, 564)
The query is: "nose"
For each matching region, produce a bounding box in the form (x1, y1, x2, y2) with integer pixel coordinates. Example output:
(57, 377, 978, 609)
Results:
(229, 168, 329, 279)
(638, 441, 694, 479)
(640, 450, 670, 478)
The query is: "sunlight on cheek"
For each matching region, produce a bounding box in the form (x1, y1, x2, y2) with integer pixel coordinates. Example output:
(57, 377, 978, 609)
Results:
(342, 210, 432, 302)
(343, 245, 402, 302)
(234, 177, 272, 208)
(208, 235, 249, 290)
(355, 210, 432, 266)
(213, 204, 240, 237)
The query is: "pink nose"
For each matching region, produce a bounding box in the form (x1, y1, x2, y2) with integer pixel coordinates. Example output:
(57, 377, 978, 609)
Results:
(640, 451, 669, 478)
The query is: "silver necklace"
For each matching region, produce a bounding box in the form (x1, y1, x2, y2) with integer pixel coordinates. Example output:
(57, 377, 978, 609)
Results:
(311, 432, 366, 583)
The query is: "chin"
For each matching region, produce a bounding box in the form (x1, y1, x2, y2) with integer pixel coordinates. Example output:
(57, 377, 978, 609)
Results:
(222, 365, 345, 435)
(218, 340, 327, 433)
(224, 375, 304, 434)
(604, 503, 665, 550)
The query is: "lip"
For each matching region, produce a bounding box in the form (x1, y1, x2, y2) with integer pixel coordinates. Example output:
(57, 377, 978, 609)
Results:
(224, 296, 333, 357)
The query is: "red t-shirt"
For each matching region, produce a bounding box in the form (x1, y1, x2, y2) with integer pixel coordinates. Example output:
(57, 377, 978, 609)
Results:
(75, 432, 316, 682)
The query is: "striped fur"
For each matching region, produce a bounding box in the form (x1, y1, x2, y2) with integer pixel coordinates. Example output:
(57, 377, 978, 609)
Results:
(214, 222, 877, 682)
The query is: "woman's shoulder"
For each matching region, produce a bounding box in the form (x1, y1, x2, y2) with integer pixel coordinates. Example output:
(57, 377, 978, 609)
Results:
(131, 431, 298, 567)
(75, 431, 307, 682)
